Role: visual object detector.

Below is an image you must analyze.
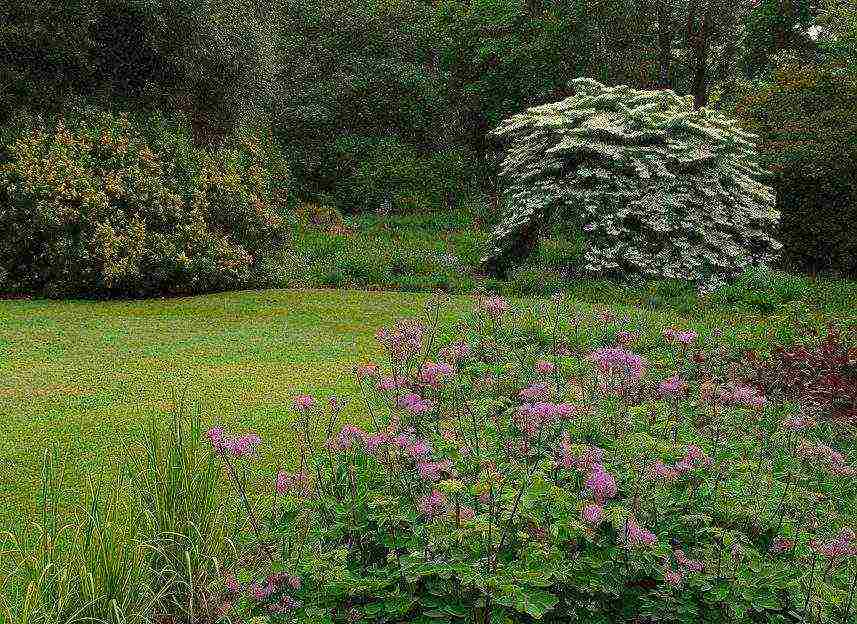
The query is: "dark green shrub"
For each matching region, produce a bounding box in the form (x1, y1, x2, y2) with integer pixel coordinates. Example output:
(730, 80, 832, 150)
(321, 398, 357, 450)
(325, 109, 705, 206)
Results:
(0, 105, 296, 298)
(734, 56, 857, 277)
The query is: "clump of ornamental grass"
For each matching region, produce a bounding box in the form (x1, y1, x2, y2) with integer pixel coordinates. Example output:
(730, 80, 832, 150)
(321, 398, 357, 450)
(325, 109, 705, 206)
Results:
(131, 404, 236, 622)
(0, 449, 154, 624)
(209, 294, 856, 624)
(0, 410, 234, 624)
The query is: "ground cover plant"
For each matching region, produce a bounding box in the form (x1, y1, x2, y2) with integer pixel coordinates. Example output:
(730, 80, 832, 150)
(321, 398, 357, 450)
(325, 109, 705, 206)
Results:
(200, 295, 856, 623)
(0, 291, 857, 621)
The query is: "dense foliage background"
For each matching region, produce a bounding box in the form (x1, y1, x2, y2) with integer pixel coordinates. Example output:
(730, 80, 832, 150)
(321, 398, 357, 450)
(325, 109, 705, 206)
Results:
(1, 0, 855, 296)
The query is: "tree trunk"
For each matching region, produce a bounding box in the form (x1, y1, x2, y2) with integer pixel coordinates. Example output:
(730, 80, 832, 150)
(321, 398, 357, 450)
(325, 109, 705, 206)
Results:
(688, 0, 717, 108)
(656, 0, 675, 89)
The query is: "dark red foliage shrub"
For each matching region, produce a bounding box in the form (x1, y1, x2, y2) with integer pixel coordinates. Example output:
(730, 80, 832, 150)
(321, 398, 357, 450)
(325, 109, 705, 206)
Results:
(741, 324, 857, 429)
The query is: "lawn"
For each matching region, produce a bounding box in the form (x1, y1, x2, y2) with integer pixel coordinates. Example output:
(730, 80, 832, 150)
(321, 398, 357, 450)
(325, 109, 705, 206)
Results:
(0, 287, 853, 535)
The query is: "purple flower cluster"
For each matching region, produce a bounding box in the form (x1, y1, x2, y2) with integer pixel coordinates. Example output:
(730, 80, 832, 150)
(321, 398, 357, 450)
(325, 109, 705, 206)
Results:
(711, 383, 766, 409)
(327, 424, 370, 452)
(675, 445, 714, 473)
(769, 536, 795, 554)
(810, 527, 857, 560)
(417, 459, 454, 481)
(293, 394, 315, 410)
(518, 382, 550, 402)
(438, 340, 470, 364)
(276, 470, 310, 495)
(581, 503, 605, 526)
(515, 402, 579, 437)
(797, 441, 855, 476)
(649, 459, 679, 482)
(674, 548, 704, 572)
(206, 428, 261, 458)
(418, 489, 448, 518)
(375, 319, 426, 362)
(589, 347, 647, 380)
(535, 360, 555, 375)
(782, 412, 816, 432)
(663, 328, 698, 345)
(397, 391, 434, 414)
(416, 361, 455, 388)
(584, 464, 618, 504)
(477, 295, 510, 319)
(624, 516, 657, 548)
(658, 374, 688, 396)
(558, 435, 606, 472)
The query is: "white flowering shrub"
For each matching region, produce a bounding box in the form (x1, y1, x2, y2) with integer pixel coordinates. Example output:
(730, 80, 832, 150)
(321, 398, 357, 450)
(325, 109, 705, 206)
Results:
(481, 78, 782, 284)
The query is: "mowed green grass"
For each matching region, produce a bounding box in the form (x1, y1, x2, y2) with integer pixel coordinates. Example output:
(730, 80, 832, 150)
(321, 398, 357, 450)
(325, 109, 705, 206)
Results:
(0, 288, 853, 535)
(0, 289, 479, 532)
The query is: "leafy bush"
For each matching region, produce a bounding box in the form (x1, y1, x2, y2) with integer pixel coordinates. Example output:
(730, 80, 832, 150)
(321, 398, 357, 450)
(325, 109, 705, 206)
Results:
(740, 323, 857, 432)
(0, 105, 296, 298)
(734, 55, 857, 277)
(208, 296, 856, 623)
(482, 77, 782, 286)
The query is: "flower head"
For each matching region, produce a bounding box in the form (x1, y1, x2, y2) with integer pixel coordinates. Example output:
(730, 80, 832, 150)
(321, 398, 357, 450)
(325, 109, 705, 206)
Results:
(585, 464, 617, 503)
(535, 360, 555, 375)
(625, 516, 657, 548)
(417, 490, 448, 518)
(294, 394, 315, 410)
(582, 503, 605, 526)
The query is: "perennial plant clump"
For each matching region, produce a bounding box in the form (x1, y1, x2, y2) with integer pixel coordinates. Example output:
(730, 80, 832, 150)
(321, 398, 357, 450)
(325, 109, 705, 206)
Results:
(207, 295, 856, 624)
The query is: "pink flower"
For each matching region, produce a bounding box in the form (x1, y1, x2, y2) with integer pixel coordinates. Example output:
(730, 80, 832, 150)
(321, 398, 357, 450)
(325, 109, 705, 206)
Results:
(457, 505, 476, 521)
(416, 361, 455, 388)
(783, 413, 816, 432)
(797, 441, 855, 476)
(417, 490, 448, 518)
(674, 549, 704, 572)
(535, 360, 555, 375)
(417, 459, 453, 481)
(582, 503, 605, 526)
(294, 394, 315, 410)
(225, 572, 239, 592)
(206, 427, 225, 452)
(810, 527, 857, 560)
(663, 567, 684, 586)
(329, 424, 369, 451)
(376, 319, 426, 362)
(650, 460, 679, 482)
(769, 536, 794, 554)
(585, 464, 617, 503)
(675, 445, 712, 473)
(397, 392, 433, 414)
(356, 362, 379, 379)
(658, 375, 688, 396)
(478, 295, 509, 319)
(378, 375, 406, 392)
(589, 347, 647, 380)
(439, 340, 470, 364)
(276, 470, 309, 495)
(663, 328, 698, 345)
(625, 516, 657, 548)
(519, 382, 550, 402)
(224, 433, 262, 458)
(250, 578, 275, 600)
